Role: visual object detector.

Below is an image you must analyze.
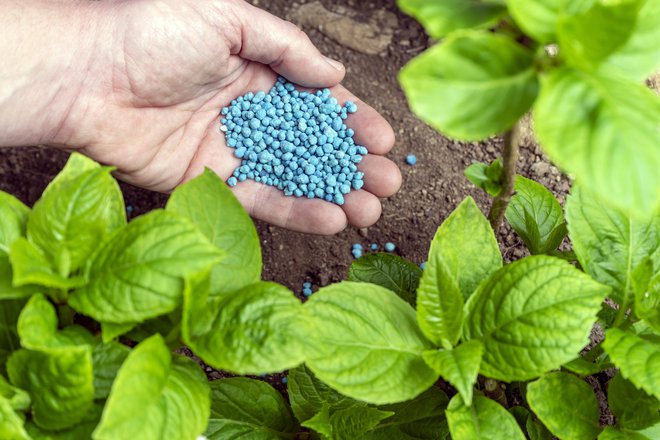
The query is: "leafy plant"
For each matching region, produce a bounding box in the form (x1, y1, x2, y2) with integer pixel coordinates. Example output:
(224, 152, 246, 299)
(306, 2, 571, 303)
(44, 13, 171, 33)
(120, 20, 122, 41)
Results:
(398, 0, 660, 222)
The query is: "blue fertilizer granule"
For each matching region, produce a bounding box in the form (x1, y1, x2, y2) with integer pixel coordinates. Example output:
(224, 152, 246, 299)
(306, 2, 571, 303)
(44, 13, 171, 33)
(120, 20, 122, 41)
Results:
(406, 154, 417, 165)
(220, 77, 367, 205)
(384, 242, 396, 252)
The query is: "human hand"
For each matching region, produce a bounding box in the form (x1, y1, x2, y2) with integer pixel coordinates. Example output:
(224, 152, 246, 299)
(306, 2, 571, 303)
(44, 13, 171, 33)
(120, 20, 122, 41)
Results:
(53, 0, 401, 234)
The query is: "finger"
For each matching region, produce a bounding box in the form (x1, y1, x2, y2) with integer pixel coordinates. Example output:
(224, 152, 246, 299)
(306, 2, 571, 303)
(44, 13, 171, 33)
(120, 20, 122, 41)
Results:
(359, 154, 402, 198)
(231, 2, 345, 88)
(341, 190, 382, 228)
(229, 179, 348, 235)
(327, 85, 396, 155)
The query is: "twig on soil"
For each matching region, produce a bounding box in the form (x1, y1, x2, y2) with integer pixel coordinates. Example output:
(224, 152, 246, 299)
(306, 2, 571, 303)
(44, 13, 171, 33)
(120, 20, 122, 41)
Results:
(488, 123, 520, 231)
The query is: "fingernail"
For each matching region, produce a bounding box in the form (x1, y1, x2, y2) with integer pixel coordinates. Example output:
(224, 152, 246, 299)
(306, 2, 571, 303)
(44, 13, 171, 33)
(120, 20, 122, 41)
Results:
(324, 56, 344, 71)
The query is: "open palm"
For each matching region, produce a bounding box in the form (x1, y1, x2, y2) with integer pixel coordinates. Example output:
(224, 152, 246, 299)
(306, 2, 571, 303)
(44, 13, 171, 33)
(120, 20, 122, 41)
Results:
(61, 0, 400, 234)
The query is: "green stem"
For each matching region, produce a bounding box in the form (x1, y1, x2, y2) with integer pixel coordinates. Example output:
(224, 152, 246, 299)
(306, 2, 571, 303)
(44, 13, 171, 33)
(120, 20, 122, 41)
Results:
(489, 123, 521, 231)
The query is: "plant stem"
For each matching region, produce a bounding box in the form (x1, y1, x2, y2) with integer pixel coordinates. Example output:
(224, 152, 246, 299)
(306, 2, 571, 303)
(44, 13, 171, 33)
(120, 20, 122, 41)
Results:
(489, 123, 521, 231)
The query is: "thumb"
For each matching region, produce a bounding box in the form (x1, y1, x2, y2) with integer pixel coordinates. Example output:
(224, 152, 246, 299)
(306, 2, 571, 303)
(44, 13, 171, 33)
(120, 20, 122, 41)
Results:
(230, 1, 345, 88)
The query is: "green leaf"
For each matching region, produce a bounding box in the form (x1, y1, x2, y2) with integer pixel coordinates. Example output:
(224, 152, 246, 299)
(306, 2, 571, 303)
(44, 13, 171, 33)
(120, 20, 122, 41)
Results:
(526, 414, 553, 440)
(348, 253, 422, 306)
(7, 347, 94, 431)
(305, 282, 437, 404)
(27, 154, 125, 274)
(9, 238, 85, 291)
(557, 0, 644, 72)
(566, 184, 660, 306)
(182, 273, 307, 375)
(0, 396, 30, 440)
(204, 377, 298, 440)
(0, 191, 29, 257)
(464, 160, 503, 197)
(446, 394, 526, 440)
(17, 294, 94, 351)
(100, 322, 135, 343)
(166, 169, 261, 296)
(608, 373, 660, 430)
(399, 31, 539, 141)
(603, 328, 660, 400)
(92, 342, 130, 400)
(527, 372, 602, 440)
(69, 210, 223, 323)
(0, 375, 29, 411)
(302, 405, 333, 438)
(0, 256, 38, 300)
(361, 387, 450, 440)
(505, 176, 566, 254)
(287, 365, 355, 424)
(507, 0, 595, 43)
(599, 426, 654, 440)
(602, 0, 660, 80)
(463, 255, 609, 381)
(631, 258, 660, 332)
(422, 340, 483, 406)
(0, 299, 23, 370)
(93, 335, 210, 440)
(326, 405, 394, 440)
(563, 356, 612, 376)
(534, 68, 660, 215)
(397, 0, 506, 39)
(25, 403, 103, 440)
(417, 197, 501, 348)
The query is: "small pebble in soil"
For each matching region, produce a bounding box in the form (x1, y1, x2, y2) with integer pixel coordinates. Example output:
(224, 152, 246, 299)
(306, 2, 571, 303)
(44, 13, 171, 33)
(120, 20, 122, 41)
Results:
(405, 154, 417, 165)
(384, 242, 396, 252)
(420, 261, 426, 270)
(220, 77, 366, 205)
(370, 243, 378, 251)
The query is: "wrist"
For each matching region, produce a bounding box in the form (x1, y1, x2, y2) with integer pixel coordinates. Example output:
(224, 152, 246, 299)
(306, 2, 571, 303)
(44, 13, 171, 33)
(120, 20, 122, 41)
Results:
(0, 0, 110, 148)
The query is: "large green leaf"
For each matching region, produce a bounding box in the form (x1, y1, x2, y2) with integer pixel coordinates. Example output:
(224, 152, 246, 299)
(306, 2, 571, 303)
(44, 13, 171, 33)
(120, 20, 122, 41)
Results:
(505, 176, 566, 254)
(397, 0, 506, 39)
(305, 282, 437, 404)
(69, 210, 223, 323)
(348, 253, 422, 306)
(463, 255, 609, 381)
(527, 372, 602, 440)
(557, 0, 645, 72)
(566, 185, 660, 306)
(8, 348, 94, 431)
(27, 154, 124, 275)
(182, 273, 307, 375)
(91, 342, 130, 400)
(602, 0, 660, 80)
(0, 192, 29, 257)
(534, 68, 660, 215)
(361, 387, 450, 440)
(446, 394, 526, 440)
(204, 377, 298, 440)
(9, 238, 85, 291)
(599, 426, 655, 440)
(166, 169, 261, 296)
(17, 294, 94, 351)
(608, 374, 660, 430)
(507, 0, 595, 43)
(423, 340, 483, 406)
(417, 197, 501, 348)
(631, 259, 660, 332)
(603, 328, 660, 400)
(287, 365, 355, 424)
(400, 31, 538, 141)
(0, 396, 30, 440)
(94, 335, 210, 440)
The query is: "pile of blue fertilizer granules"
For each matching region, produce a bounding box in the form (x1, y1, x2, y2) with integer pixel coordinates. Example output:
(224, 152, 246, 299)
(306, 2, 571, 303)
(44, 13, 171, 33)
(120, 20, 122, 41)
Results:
(220, 77, 367, 205)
